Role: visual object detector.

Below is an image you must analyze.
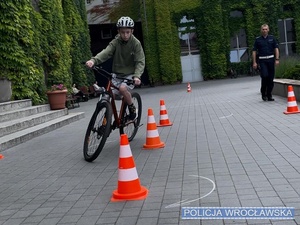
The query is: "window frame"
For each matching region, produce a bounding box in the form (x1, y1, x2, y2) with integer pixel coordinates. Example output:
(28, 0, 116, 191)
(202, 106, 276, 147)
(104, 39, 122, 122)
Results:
(178, 16, 200, 56)
(230, 29, 249, 63)
(278, 18, 296, 56)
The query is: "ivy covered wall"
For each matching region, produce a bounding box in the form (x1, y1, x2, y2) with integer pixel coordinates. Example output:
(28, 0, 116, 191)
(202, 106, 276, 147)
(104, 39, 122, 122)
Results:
(0, 0, 45, 104)
(139, 0, 160, 84)
(195, 0, 227, 79)
(154, 0, 181, 84)
(0, 0, 92, 104)
(2, 0, 300, 103)
(39, 0, 72, 89)
(62, 0, 93, 86)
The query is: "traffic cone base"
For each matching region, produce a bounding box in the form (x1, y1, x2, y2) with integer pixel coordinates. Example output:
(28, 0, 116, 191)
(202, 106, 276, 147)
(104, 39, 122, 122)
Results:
(143, 108, 165, 149)
(143, 141, 165, 149)
(284, 111, 300, 114)
(157, 99, 173, 127)
(111, 184, 148, 201)
(284, 85, 300, 114)
(157, 122, 172, 127)
(187, 83, 192, 92)
(111, 134, 148, 202)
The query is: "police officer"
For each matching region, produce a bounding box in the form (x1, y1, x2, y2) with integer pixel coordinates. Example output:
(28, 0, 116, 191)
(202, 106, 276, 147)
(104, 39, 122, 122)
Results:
(252, 24, 280, 101)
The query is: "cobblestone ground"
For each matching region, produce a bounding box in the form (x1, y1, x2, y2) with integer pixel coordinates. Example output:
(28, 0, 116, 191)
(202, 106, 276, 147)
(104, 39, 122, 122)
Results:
(0, 76, 299, 225)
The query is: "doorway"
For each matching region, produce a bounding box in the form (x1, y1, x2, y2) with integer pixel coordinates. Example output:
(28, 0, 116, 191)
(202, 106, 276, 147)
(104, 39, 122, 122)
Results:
(178, 16, 203, 83)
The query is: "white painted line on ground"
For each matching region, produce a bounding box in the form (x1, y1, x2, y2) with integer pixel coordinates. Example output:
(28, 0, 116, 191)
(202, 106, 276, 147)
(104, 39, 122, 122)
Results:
(219, 113, 233, 119)
(165, 175, 216, 208)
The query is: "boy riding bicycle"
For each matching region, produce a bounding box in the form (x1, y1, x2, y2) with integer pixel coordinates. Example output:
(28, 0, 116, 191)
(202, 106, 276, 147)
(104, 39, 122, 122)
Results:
(86, 16, 145, 120)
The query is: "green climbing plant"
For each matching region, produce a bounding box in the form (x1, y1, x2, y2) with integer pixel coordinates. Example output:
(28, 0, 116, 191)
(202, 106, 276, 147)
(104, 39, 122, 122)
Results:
(62, 0, 92, 87)
(0, 0, 45, 104)
(0, 0, 92, 104)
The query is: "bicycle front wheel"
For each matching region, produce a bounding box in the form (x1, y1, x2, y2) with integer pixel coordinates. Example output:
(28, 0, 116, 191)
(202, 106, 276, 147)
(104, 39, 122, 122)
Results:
(119, 92, 142, 141)
(83, 101, 112, 162)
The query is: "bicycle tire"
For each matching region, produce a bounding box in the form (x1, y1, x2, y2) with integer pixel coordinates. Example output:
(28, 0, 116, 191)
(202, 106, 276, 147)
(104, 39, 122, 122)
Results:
(83, 101, 112, 162)
(119, 92, 142, 141)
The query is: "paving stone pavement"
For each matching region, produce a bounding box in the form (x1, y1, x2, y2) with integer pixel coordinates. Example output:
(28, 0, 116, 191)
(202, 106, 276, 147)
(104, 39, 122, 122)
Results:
(0, 76, 300, 225)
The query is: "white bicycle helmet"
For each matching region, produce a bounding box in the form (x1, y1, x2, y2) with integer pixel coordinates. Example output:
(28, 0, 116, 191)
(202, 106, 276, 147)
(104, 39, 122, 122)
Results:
(116, 16, 134, 28)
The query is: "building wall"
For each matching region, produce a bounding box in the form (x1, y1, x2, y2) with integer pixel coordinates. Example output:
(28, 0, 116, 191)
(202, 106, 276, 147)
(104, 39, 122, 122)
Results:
(85, 0, 300, 82)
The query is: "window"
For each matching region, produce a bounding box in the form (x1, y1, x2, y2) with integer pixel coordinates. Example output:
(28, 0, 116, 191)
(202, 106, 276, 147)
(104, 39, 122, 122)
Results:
(230, 29, 249, 62)
(178, 16, 199, 56)
(278, 18, 296, 56)
(101, 28, 112, 39)
(229, 11, 249, 63)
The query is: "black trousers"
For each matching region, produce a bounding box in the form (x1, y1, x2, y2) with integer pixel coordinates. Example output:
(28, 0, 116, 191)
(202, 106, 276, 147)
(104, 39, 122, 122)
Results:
(259, 59, 275, 98)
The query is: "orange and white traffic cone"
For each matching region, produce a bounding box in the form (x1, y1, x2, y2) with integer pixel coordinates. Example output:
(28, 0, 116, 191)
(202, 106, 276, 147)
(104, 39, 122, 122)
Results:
(157, 99, 173, 127)
(0, 154, 4, 160)
(187, 83, 192, 92)
(284, 85, 300, 114)
(111, 134, 148, 202)
(143, 108, 165, 149)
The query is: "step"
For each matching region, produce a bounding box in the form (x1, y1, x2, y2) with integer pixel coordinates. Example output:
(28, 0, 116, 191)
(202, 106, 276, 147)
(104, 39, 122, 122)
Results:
(0, 112, 85, 152)
(0, 104, 50, 123)
(0, 99, 32, 113)
(0, 109, 69, 138)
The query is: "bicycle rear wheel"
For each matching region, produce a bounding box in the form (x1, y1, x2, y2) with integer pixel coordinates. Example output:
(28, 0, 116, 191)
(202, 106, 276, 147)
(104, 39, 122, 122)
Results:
(83, 101, 112, 162)
(119, 92, 142, 141)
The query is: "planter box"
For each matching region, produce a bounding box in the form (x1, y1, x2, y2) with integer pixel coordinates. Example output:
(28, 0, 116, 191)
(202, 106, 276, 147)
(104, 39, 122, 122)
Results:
(0, 79, 12, 103)
(273, 79, 300, 100)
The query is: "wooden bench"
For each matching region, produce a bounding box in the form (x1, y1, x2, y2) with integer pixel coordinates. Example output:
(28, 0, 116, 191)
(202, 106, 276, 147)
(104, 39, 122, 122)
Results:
(79, 86, 89, 101)
(89, 85, 101, 98)
(66, 94, 80, 109)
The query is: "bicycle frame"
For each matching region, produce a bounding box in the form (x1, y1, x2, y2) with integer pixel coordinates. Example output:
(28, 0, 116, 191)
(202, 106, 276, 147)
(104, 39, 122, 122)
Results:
(104, 80, 126, 129)
(95, 67, 133, 130)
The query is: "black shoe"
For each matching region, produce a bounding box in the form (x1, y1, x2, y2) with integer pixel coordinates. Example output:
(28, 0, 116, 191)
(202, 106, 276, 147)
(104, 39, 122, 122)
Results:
(267, 97, 274, 101)
(128, 104, 136, 120)
(262, 96, 267, 101)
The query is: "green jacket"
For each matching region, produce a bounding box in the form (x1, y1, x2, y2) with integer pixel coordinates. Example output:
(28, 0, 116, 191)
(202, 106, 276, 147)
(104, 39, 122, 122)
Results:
(91, 34, 145, 78)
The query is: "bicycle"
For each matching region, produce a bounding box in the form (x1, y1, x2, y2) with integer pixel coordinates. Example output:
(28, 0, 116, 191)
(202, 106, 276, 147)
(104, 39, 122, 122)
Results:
(83, 66, 142, 162)
(227, 68, 238, 79)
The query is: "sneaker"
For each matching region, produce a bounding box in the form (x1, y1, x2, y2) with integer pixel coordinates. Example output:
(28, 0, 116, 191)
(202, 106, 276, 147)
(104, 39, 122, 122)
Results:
(128, 104, 136, 120)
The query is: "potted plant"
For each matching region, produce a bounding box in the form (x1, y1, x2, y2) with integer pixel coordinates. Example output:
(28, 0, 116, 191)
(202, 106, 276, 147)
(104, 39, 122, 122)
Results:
(46, 84, 67, 110)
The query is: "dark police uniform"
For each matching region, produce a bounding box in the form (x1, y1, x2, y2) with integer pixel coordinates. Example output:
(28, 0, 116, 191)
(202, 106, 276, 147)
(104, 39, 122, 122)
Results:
(253, 35, 279, 100)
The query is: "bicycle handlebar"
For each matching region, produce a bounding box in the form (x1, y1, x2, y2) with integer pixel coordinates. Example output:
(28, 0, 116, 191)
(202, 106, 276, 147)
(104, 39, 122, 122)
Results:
(90, 65, 135, 86)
